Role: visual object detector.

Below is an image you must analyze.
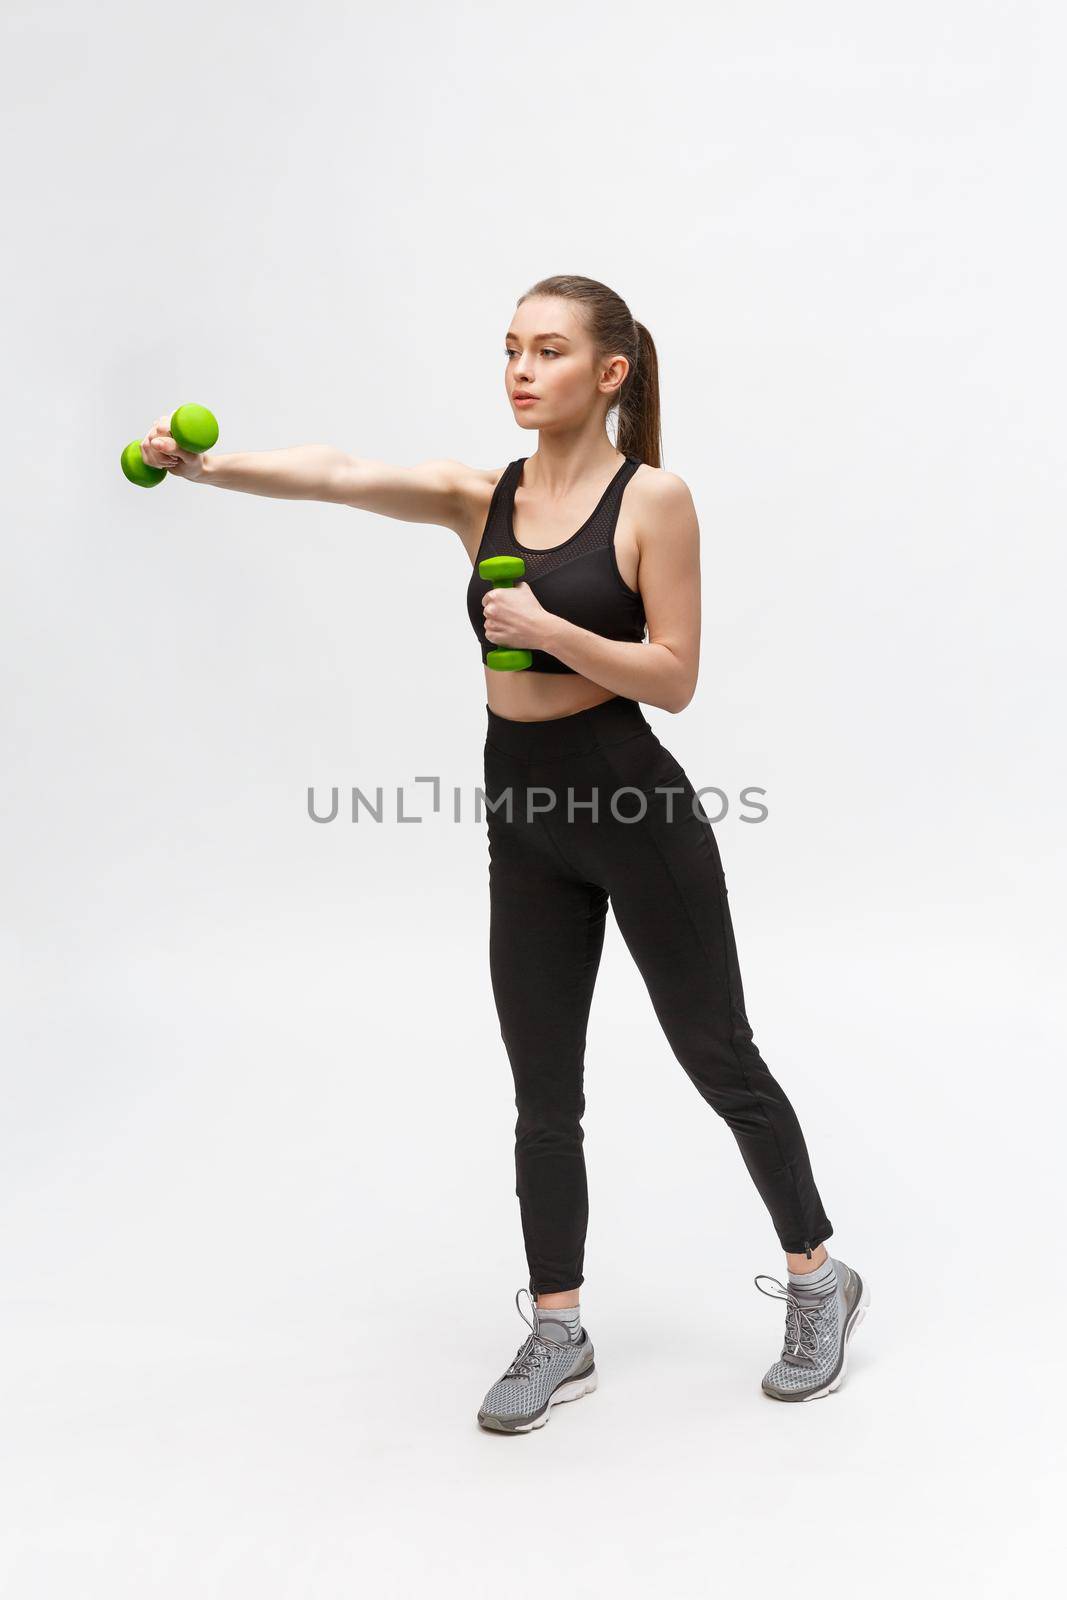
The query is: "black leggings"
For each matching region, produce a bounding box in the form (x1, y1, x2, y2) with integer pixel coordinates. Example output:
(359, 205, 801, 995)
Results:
(483, 695, 833, 1296)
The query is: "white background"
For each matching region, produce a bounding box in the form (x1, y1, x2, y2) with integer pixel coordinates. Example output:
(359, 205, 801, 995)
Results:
(2, 1, 1063, 1593)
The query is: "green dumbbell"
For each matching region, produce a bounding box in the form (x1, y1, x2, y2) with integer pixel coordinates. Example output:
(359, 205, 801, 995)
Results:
(120, 403, 220, 487)
(479, 555, 532, 671)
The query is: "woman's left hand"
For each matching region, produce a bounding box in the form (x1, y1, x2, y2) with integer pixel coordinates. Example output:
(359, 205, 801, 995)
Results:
(482, 582, 552, 651)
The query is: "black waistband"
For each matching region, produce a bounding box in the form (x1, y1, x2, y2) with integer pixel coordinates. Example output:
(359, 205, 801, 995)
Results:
(485, 695, 651, 761)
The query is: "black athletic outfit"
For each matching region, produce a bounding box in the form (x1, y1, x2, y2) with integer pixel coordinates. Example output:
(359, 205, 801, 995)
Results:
(467, 455, 647, 673)
(468, 457, 833, 1296)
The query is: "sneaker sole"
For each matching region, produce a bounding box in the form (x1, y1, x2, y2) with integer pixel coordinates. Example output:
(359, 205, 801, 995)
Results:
(477, 1365, 598, 1433)
(763, 1273, 871, 1404)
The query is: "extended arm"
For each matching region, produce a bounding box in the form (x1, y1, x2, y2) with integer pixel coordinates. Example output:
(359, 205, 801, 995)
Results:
(197, 444, 349, 499)
(140, 409, 490, 534)
(198, 449, 472, 530)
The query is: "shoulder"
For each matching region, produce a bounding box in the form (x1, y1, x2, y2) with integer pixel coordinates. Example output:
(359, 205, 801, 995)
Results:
(630, 461, 694, 507)
(629, 463, 698, 541)
(446, 459, 514, 551)
(417, 458, 508, 508)
(451, 459, 512, 502)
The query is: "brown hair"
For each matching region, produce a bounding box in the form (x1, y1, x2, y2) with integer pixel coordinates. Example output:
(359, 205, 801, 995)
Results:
(516, 274, 663, 468)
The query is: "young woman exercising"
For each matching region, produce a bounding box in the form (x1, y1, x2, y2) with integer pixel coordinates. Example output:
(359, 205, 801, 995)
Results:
(140, 272, 868, 1434)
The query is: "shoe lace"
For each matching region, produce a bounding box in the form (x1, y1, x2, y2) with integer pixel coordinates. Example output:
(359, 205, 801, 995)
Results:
(754, 1274, 826, 1368)
(502, 1286, 560, 1381)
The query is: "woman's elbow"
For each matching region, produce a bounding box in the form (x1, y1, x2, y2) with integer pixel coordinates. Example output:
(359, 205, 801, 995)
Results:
(667, 659, 697, 713)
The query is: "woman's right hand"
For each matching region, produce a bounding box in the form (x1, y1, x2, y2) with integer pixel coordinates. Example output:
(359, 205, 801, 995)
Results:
(140, 413, 206, 481)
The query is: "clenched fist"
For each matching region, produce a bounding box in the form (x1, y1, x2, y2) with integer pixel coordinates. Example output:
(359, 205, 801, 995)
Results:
(139, 411, 206, 481)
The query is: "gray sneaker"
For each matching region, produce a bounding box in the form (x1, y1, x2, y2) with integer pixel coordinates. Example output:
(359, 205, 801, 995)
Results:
(755, 1257, 870, 1402)
(477, 1287, 597, 1433)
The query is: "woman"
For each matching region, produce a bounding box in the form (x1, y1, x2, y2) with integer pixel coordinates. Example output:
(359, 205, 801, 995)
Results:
(141, 273, 868, 1435)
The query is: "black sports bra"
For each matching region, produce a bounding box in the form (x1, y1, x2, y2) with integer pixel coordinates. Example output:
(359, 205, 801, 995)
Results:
(466, 455, 647, 674)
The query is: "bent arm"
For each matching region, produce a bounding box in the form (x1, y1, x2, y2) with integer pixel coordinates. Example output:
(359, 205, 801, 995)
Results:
(537, 473, 701, 714)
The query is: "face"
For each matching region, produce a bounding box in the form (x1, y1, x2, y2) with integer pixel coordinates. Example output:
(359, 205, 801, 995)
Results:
(504, 297, 629, 431)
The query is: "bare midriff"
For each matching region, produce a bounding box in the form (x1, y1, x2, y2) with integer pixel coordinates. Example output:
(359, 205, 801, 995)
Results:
(484, 671, 619, 722)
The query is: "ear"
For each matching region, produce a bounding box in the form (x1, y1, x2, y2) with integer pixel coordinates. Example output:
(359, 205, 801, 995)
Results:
(598, 352, 628, 394)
